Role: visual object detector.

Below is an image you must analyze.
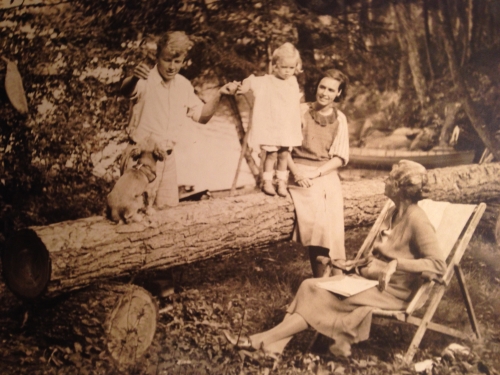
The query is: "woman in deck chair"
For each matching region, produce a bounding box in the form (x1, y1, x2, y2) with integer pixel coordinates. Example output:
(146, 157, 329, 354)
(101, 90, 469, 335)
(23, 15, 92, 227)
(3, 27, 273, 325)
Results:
(223, 160, 446, 365)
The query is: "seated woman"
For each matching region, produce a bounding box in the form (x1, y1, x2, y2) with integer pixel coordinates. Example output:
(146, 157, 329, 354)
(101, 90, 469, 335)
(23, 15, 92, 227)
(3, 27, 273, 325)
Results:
(287, 68, 350, 278)
(223, 160, 447, 365)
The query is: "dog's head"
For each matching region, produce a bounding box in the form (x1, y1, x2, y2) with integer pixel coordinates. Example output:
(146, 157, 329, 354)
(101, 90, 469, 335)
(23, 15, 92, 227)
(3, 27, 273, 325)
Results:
(120, 137, 167, 182)
(128, 139, 168, 183)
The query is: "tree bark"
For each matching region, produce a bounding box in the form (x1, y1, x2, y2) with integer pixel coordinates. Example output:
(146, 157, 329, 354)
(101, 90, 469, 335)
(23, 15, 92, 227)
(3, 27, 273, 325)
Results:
(30, 283, 157, 371)
(422, 0, 435, 81)
(393, 2, 428, 107)
(2, 163, 500, 300)
(436, 0, 500, 161)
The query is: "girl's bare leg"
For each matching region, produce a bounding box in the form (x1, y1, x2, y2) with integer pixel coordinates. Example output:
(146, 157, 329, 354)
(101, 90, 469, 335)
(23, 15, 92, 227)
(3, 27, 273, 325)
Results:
(249, 313, 308, 354)
(262, 151, 278, 196)
(276, 148, 289, 171)
(275, 148, 289, 197)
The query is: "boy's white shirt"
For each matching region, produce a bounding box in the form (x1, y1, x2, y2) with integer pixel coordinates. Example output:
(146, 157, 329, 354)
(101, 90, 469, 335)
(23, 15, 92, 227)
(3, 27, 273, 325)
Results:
(127, 66, 203, 149)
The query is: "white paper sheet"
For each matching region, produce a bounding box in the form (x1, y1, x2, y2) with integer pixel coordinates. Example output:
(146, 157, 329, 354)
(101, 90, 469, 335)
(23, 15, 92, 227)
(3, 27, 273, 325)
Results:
(316, 275, 379, 297)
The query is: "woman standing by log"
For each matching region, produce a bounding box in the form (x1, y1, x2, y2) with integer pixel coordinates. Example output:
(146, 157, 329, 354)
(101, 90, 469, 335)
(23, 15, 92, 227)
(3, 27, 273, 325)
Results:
(287, 69, 350, 277)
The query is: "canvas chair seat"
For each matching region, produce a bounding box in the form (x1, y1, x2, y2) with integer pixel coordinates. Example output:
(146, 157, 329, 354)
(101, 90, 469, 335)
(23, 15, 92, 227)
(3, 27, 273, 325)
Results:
(314, 198, 486, 363)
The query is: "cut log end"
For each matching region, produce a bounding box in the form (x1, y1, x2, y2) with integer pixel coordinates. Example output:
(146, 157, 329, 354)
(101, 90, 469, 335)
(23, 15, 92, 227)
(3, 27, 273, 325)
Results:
(106, 285, 158, 369)
(2, 228, 51, 300)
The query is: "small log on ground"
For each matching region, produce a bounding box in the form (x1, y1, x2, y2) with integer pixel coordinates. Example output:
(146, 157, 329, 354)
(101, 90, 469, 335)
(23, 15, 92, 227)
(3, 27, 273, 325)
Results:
(31, 282, 157, 371)
(2, 162, 499, 300)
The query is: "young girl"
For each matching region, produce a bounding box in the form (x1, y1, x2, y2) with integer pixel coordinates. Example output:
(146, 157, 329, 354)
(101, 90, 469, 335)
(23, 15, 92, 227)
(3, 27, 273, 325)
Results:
(237, 42, 303, 197)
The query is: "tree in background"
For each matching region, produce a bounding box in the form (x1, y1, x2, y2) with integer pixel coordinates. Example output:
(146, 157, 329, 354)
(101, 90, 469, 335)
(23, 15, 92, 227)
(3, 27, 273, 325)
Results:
(0, 0, 499, 234)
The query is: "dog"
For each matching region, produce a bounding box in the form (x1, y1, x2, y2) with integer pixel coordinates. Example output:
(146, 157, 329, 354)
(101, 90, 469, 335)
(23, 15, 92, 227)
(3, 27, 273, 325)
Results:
(106, 139, 167, 224)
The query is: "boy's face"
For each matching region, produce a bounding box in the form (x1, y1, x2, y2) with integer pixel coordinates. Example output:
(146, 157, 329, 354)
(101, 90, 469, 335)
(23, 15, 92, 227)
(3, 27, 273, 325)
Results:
(157, 49, 186, 82)
(273, 57, 296, 80)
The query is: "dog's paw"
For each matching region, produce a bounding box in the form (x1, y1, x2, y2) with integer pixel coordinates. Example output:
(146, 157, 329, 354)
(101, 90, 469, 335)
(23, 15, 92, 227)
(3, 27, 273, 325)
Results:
(145, 206, 157, 217)
(128, 213, 144, 223)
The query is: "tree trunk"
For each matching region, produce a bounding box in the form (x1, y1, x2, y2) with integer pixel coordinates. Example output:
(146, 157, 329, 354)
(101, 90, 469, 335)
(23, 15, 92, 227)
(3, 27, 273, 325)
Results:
(2, 163, 500, 300)
(30, 283, 157, 371)
(393, 1, 428, 107)
(436, 0, 500, 161)
(422, 0, 435, 81)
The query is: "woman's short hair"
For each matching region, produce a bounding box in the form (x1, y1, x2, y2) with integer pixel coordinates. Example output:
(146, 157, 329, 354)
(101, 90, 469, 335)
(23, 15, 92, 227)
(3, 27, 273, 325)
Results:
(391, 160, 430, 202)
(157, 31, 193, 58)
(317, 69, 349, 102)
(271, 42, 303, 75)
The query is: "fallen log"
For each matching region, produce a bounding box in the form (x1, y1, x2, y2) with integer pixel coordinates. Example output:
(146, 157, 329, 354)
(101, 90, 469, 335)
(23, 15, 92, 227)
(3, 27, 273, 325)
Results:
(30, 282, 157, 371)
(2, 162, 499, 300)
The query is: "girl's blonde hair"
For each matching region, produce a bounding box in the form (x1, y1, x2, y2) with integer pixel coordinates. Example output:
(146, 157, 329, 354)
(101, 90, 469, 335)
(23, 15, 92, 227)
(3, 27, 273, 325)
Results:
(271, 42, 303, 75)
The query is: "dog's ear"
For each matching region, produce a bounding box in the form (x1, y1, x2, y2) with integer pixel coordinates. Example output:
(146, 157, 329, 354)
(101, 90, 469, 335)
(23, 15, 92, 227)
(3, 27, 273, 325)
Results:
(153, 148, 167, 162)
(130, 146, 142, 160)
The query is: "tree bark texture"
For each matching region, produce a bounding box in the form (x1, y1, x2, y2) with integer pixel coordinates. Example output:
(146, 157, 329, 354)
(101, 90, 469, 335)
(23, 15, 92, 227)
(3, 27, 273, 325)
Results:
(30, 283, 157, 371)
(2, 163, 499, 300)
(436, 0, 500, 161)
(394, 2, 428, 107)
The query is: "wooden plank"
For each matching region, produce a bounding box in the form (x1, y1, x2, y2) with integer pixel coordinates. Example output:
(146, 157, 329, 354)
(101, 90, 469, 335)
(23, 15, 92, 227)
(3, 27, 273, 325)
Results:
(454, 265, 482, 339)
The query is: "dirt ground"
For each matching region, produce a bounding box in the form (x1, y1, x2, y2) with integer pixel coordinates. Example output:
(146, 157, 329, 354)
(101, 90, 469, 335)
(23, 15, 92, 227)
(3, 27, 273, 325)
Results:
(1, 224, 499, 375)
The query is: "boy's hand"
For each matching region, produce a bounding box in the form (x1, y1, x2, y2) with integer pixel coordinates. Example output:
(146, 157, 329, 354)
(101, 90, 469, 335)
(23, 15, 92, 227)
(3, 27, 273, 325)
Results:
(236, 78, 251, 94)
(133, 62, 151, 80)
(219, 81, 240, 95)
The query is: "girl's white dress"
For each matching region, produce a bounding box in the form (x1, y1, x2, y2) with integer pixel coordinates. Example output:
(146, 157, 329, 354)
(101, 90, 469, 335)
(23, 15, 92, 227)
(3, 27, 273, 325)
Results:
(245, 74, 303, 148)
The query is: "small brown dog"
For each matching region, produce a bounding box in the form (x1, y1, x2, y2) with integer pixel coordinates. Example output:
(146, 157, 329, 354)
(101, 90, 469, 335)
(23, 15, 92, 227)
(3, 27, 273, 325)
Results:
(107, 139, 167, 224)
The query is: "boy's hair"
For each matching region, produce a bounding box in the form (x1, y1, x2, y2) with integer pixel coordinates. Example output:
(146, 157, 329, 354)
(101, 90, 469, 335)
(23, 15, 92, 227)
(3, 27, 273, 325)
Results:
(157, 31, 194, 58)
(271, 42, 303, 75)
(320, 69, 349, 102)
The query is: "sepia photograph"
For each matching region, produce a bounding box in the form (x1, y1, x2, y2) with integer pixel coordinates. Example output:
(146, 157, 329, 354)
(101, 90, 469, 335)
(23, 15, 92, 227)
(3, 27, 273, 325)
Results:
(0, 0, 499, 374)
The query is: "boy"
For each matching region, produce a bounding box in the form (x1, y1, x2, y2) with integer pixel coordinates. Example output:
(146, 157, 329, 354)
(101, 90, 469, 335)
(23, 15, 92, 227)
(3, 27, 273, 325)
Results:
(120, 31, 237, 209)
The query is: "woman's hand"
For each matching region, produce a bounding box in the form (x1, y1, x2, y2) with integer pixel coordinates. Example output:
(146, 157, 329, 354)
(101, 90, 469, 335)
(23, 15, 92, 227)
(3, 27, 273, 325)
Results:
(378, 259, 398, 292)
(293, 174, 313, 188)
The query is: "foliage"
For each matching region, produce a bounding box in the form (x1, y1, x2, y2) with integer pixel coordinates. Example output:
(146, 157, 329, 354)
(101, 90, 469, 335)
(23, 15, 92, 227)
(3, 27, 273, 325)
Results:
(1, 0, 499, 237)
(1, 235, 499, 374)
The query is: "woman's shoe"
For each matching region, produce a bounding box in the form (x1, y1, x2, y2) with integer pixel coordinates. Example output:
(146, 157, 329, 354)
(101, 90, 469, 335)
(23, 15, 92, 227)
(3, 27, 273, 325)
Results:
(238, 347, 281, 370)
(328, 340, 352, 358)
(222, 329, 254, 350)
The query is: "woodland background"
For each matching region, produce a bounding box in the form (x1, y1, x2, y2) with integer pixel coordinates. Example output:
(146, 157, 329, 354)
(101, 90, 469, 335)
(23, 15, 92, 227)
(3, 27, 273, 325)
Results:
(0, 0, 500, 374)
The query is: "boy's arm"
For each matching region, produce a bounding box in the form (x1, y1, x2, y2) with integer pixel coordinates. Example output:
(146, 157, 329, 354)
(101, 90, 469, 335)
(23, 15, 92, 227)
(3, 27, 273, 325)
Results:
(198, 81, 239, 124)
(120, 63, 150, 97)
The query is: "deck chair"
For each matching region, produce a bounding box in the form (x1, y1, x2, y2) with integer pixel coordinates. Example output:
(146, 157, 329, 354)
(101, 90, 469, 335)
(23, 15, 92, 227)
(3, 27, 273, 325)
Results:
(316, 199, 486, 364)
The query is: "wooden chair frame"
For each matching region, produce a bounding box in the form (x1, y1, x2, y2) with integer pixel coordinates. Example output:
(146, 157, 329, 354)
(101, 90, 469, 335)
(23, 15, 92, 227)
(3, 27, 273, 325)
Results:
(319, 199, 486, 363)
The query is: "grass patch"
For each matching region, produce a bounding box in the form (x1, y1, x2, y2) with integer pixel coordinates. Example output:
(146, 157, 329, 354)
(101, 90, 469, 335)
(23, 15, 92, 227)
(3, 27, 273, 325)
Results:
(1, 228, 498, 374)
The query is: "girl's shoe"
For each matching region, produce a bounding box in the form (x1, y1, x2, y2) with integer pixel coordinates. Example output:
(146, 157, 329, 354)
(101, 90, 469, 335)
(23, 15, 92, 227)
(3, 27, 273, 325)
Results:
(222, 330, 253, 350)
(276, 179, 288, 197)
(262, 180, 276, 196)
(238, 347, 281, 370)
